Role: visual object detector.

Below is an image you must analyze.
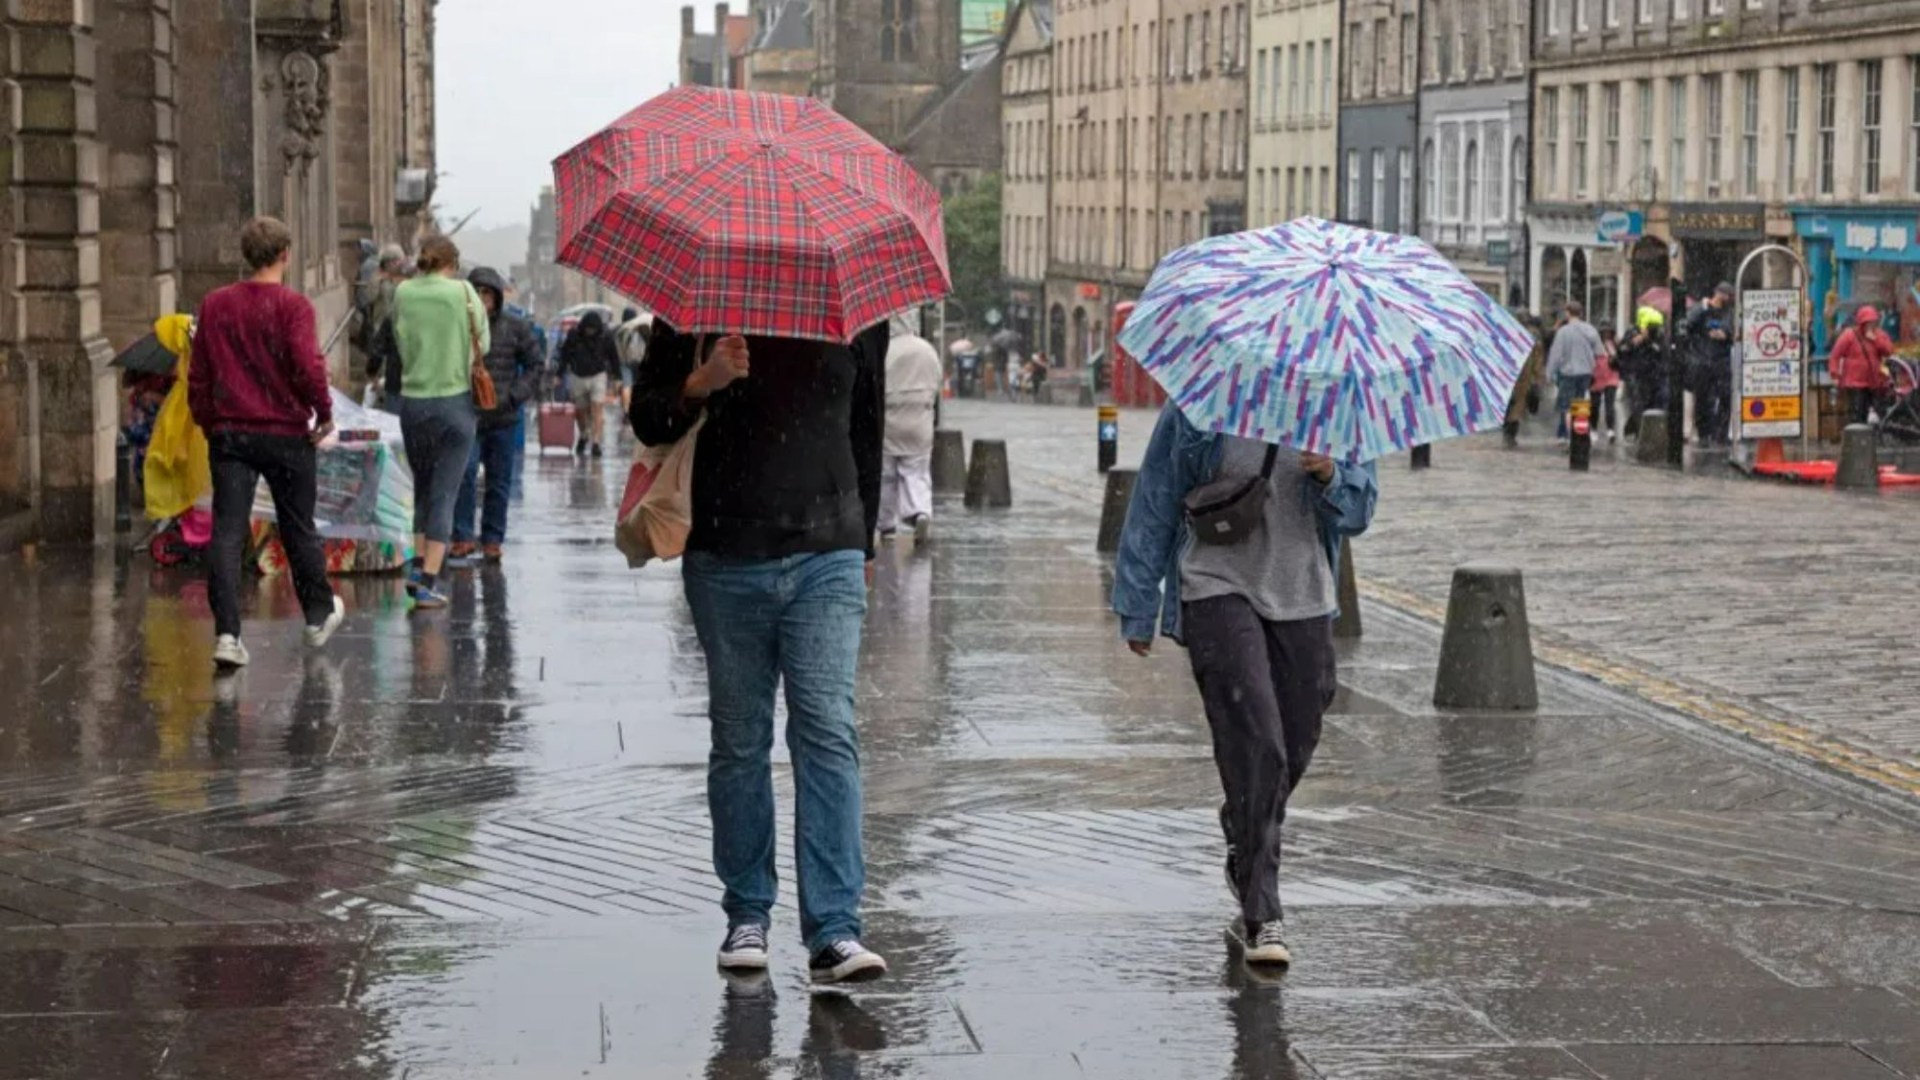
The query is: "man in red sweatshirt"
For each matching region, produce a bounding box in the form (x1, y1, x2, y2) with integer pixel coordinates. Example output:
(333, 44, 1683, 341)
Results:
(189, 216, 345, 671)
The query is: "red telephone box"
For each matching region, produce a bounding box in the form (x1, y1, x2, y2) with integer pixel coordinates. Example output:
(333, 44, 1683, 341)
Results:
(1109, 302, 1167, 410)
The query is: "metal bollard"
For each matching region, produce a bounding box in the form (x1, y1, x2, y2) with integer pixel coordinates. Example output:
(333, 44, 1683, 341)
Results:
(1097, 405, 1118, 473)
(1569, 397, 1592, 472)
(1410, 444, 1432, 470)
(1433, 565, 1538, 710)
(1096, 468, 1137, 553)
(964, 439, 1013, 508)
(932, 429, 967, 493)
(1836, 423, 1880, 490)
(1333, 537, 1362, 639)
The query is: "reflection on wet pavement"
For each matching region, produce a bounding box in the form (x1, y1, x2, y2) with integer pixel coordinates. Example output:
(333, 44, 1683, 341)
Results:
(0, 405, 1914, 1077)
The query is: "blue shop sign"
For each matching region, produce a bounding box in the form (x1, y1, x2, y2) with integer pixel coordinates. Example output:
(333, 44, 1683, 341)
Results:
(1596, 209, 1643, 244)
(1794, 208, 1920, 262)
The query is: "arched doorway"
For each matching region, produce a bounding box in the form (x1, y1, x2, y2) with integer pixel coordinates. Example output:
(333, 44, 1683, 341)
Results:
(1541, 246, 1569, 314)
(1571, 249, 1590, 314)
(1071, 307, 1088, 367)
(1048, 304, 1067, 365)
(1630, 236, 1670, 311)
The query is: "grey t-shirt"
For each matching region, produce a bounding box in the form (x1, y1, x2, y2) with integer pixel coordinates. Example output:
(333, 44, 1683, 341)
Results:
(1180, 437, 1336, 622)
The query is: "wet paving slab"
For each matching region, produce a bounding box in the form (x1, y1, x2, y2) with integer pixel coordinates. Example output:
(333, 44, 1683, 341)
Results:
(0, 409, 1915, 1075)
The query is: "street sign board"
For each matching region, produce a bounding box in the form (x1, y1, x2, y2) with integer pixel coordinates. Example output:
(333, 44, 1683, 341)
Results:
(1739, 288, 1804, 439)
(1597, 209, 1644, 243)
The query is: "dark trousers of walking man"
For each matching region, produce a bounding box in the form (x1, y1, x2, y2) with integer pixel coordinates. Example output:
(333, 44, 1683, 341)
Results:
(208, 432, 336, 637)
(1182, 595, 1335, 927)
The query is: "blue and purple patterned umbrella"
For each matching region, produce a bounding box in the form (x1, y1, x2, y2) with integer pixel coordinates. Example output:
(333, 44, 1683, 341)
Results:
(1117, 218, 1535, 462)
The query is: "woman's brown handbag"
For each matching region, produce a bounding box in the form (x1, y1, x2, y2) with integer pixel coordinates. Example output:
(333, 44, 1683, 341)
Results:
(468, 292, 498, 410)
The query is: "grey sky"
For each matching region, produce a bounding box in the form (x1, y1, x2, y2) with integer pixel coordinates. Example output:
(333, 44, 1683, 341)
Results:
(435, 0, 690, 229)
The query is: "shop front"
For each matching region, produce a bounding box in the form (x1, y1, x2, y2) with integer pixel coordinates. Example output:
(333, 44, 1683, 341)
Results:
(1792, 207, 1920, 358)
(1004, 286, 1041, 356)
(1668, 202, 1768, 300)
(1527, 205, 1628, 329)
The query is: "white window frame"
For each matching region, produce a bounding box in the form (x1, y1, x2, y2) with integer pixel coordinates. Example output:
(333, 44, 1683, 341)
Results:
(1637, 0, 1653, 24)
(1816, 62, 1836, 196)
(1399, 148, 1414, 233)
(1704, 73, 1722, 197)
(1256, 50, 1269, 124)
(1707, 0, 1724, 14)
(1463, 139, 1480, 227)
(1372, 149, 1387, 230)
(1575, 0, 1590, 32)
(1784, 67, 1800, 193)
(1541, 87, 1560, 197)
(1672, 0, 1688, 22)
(1322, 38, 1334, 115)
(1422, 139, 1438, 225)
(1740, 71, 1759, 197)
(1346, 150, 1360, 220)
(1571, 85, 1590, 197)
(1602, 84, 1620, 194)
(1605, 0, 1619, 27)
(1547, 0, 1562, 37)
(1636, 79, 1653, 178)
(1667, 77, 1687, 196)
(1863, 59, 1883, 196)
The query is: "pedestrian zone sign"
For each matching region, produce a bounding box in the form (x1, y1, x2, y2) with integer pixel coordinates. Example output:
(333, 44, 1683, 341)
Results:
(1740, 288, 1804, 440)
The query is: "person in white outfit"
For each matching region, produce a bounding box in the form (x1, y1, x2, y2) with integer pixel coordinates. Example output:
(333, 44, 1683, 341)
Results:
(881, 316, 943, 543)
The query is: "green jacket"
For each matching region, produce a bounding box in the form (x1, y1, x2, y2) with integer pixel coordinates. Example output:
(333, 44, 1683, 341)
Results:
(394, 275, 489, 399)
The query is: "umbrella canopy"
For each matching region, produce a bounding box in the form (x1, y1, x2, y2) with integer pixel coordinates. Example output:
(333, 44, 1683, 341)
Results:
(1117, 218, 1534, 462)
(1636, 287, 1673, 318)
(552, 86, 950, 343)
(113, 332, 179, 377)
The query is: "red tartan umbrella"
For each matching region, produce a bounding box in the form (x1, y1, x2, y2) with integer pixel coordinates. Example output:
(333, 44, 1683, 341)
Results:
(552, 86, 951, 343)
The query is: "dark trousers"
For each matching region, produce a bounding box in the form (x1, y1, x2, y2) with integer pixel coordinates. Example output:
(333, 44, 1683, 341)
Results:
(1590, 386, 1618, 434)
(1183, 595, 1336, 926)
(1847, 388, 1876, 426)
(455, 417, 521, 546)
(208, 431, 335, 638)
(1695, 373, 1732, 444)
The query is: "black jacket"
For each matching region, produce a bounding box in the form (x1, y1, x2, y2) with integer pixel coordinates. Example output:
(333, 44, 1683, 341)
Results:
(631, 321, 887, 559)
(468, 268, 543, 428)
(559, 316, 623, 381)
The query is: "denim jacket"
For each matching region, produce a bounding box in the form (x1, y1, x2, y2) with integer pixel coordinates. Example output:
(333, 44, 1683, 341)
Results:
(1111, 407, 1379, 644)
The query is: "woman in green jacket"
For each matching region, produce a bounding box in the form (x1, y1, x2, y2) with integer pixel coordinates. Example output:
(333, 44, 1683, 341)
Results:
(392, 234, 487, 609)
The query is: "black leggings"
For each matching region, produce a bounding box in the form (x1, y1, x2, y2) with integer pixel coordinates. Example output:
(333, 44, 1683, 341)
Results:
(1848, 388, 1876, 426)
(1590, 386, 1618, 434)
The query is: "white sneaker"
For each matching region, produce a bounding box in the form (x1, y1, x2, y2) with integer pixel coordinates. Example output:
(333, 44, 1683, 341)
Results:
(305, 594, 346, 649)
(212, 635, 250, 671)
(809, 939, 887, 984)
(909, 514, 931, 545)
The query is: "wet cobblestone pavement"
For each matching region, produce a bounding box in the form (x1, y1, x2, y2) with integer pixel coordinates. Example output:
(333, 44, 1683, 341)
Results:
(0, 401, 1915, 1077)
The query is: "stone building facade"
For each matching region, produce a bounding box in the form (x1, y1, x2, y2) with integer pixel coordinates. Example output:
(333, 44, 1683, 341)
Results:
(1528, 0, 1920, 333)
(1042, 0, 1247, 368)
(1249, 0, 1339, 227)
(1337, 0, 1419, 235)
(0, 0, 437, 546)
(1000, 0, 1053, 349)
(744, 0, 818, 96)
(1417, 0, 1528, 303)
(680, 3, 754, 89)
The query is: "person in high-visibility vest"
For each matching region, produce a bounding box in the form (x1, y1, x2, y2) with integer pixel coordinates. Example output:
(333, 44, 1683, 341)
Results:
(1620, 305, 1667, 439)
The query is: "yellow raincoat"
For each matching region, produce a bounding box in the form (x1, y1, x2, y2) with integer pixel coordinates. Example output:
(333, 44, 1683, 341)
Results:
(142, 314, 210, 520)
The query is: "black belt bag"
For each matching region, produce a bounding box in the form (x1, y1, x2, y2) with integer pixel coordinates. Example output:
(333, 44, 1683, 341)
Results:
(1183, 444, 1279, 546)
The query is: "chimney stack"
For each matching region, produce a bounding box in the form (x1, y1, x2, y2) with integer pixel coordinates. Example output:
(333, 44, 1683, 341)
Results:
(716, 3, 730, 35)
(681, 5, 695, 37)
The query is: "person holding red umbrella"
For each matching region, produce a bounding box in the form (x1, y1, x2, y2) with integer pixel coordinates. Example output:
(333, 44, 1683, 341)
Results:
(561, 87, 950, 985)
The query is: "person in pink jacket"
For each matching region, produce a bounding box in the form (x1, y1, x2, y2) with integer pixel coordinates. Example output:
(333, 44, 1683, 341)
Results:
(1831, 305, 1895, 426)
(1590, 326, 1624, 444)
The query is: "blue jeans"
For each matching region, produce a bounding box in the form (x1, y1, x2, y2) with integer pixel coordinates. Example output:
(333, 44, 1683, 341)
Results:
(399, 393, 477, 544)
(1555, 374, 1593, 437)
(683, 549, 867, 951)
(455, 415, 522, 546)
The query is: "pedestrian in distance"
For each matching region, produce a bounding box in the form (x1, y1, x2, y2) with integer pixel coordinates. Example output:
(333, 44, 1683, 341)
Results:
(1545, 300, 1603, 445)
(361, 245, 412, 412)
(880, 315, 942, 544)
(631, 320, 892, 987)
(1830, 305, 1895, 427)
(392, 235, 486, 610)
(1591, 326, 1623, 444)
(451, 267, 542, 564)
(558, 310, 622, 458)
(1112, 409, 1377, 969)
(189, 215, 346, 671)
(1686, 283, 1737, 446)
(1502, 311, 1547, 449)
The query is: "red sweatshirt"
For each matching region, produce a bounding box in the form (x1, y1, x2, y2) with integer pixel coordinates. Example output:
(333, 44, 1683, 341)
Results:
(189, 281, 332, 438)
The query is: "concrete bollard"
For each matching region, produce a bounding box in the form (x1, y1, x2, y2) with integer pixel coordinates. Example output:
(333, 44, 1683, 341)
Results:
(1432, 565, 1538, 711)
(1096, 468, 1137, 553)
(1410, 444, 1432, 470)
(964, 439, 1013, 508)
(932, 429, 968, 493)
(1836, 423, 1880, 490)
(1333, 537, 1362, 639)
(1635, 410, 1670, 465)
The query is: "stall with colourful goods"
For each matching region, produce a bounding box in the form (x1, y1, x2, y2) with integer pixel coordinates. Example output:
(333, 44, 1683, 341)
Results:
(248, 389, 414, 576)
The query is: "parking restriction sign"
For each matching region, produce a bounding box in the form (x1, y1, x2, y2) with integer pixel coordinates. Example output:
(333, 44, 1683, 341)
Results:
(1739, 288, 1804, 440)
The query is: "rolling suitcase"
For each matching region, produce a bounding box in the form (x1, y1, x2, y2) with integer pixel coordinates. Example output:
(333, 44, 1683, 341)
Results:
(538, 401, 577, 455)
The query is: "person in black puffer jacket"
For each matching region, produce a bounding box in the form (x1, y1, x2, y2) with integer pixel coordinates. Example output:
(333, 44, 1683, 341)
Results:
(630, 319, 893, 986)
(451, 266, 541, 561)
(558, 310, 623, 458)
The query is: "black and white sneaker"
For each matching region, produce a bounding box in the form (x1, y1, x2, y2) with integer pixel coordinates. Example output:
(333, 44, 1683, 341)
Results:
(809, 939, 887, 985)
(1229, 920, 1292, 968)
(717, 924, 770, 971)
